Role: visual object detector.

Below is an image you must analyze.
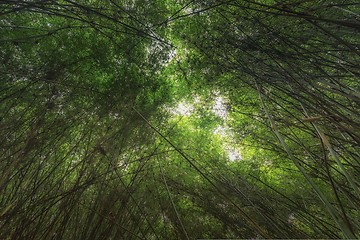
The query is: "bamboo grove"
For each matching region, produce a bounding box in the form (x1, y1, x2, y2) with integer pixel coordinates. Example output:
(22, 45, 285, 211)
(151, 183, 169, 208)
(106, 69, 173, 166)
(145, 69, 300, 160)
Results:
(0, 0, 359, 239)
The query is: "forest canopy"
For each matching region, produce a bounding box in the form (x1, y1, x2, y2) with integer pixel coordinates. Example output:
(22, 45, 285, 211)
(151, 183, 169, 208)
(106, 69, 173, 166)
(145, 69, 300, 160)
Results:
(0, 0, 359, 239)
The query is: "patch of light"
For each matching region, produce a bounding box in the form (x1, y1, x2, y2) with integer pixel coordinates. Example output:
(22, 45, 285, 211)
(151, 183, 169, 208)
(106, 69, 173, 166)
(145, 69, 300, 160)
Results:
(168, 49, 177, 62)
(213, 125, 227, 136)
(183, 7, 192, 14)
(160, 49, 177, 67)
(228, 149, 242, 161)
(212, 96, 228, 120)
(193, 95, 201, 104)
(170, 101, 194, 116)
(214, 124, 242, 162)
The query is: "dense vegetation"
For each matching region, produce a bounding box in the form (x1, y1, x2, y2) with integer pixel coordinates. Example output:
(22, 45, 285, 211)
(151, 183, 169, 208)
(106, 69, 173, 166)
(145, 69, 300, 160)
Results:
(0, 0, 359, 239)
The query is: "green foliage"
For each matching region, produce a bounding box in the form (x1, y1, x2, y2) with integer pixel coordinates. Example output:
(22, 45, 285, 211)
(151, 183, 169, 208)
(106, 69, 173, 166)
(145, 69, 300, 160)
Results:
(0, 0, 359, 239)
